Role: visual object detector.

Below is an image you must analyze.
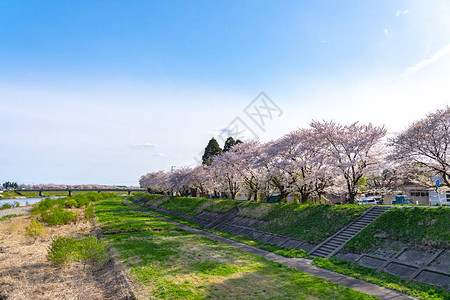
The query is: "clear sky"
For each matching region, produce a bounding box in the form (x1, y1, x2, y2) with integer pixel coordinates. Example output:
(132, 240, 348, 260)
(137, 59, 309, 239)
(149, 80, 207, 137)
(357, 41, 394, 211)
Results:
(1, 1, 449, 186)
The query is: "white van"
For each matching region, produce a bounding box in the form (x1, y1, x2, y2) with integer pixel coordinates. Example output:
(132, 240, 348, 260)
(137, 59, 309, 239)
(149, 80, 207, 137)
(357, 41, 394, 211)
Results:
(356, 196, 380, 205)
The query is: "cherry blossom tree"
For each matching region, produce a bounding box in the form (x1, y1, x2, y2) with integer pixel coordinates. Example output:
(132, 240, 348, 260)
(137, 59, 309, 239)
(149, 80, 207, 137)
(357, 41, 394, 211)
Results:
(139, 171, 171, 194)
(257, 129, 332, 203)
(218, 141, 266, 200)
(210, 151, 243, 199)
(167, 166, 213, 197)
(254, 140, 292, 202)
(389, 106, 450, 187)
(189, 165, 213, 197)
(310, 120, 387, 203)
(169, 167, 193, 196)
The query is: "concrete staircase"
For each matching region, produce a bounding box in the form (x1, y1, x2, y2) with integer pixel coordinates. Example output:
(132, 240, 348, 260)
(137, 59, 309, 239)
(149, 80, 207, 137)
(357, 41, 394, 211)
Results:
(308, 206, 391, 258)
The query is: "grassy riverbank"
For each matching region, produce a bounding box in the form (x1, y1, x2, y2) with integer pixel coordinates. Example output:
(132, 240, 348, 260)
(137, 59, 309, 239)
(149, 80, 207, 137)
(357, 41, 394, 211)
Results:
(132, 193, 369, 243)
(129, 194, 450, 299)
(96, 197, 376, 299)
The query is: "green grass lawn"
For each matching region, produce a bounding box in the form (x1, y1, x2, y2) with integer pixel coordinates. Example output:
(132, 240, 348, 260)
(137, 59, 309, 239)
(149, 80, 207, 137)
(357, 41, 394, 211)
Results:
(96, 197, 376, 299)
(346, 207, 450, 252)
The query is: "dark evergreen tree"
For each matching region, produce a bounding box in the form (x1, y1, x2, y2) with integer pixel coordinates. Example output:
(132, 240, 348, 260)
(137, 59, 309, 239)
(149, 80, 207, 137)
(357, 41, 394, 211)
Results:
(223, 137, 236, 153)
(223, 137, 244, 152)
(202, 138, 222, 165)
(2, 181, 18, 189)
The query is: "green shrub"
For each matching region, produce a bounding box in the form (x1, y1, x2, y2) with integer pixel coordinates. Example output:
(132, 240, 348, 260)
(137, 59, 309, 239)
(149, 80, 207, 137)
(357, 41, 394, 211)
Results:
(47, 235, 109, 270)
(64, 198, 78, 208)
(25, 218, 46, 240)
(78, 236, 109, 269)
(32, 197, 56, 214)
(41, 207, 77, 225)
(85, 203, 95, 219)
(48, 236, 80, 267)
(74, 194, 89, 207)
(0, 203, 12, 210)
(33, 193, 116, 216)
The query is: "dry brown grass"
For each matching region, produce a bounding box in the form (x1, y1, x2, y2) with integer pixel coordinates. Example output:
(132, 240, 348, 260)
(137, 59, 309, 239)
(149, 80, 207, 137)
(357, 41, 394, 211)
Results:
(237, 204, 273, 219)
(0, 211, 134, 300)
(152, 196, 170, 207)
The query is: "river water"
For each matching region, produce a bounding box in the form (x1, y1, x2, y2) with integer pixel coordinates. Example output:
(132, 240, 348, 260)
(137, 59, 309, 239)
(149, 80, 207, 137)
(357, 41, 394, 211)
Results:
(0, 196, 66, 207)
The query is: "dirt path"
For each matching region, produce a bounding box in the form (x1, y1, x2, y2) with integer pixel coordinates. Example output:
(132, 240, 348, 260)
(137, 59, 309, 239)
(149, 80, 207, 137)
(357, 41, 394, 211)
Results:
(0, 206, 33, 218)
(124, 198, 418, 300)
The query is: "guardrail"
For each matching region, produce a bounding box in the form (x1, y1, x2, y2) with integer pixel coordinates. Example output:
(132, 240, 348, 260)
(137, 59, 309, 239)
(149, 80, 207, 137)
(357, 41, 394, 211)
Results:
(429, 194, 450, 206)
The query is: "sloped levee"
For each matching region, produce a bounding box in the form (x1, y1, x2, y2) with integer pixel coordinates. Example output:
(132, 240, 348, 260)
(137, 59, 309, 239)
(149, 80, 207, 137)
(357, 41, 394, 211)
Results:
(132, 197, 318, 251)
(336, 249, 450, 290)
(132, 193, 370, 243)
(309, 206, 392, 258)
(132, 194, 450, 290)
(334, 207, 450, 291)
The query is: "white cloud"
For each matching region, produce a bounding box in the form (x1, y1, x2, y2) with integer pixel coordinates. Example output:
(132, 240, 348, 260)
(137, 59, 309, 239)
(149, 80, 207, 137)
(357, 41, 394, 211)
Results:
(154, 152, 167, 157)
(396, 10, 410, 17)
(384, 29, 389, 35)
(403, 43, 450, 77)
(129, 142, 159, 149)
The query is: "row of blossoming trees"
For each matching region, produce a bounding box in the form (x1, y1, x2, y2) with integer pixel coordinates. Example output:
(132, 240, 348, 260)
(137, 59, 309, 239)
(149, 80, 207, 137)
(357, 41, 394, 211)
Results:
(140, 107, 450, 204)
(22, 184, 140, 190)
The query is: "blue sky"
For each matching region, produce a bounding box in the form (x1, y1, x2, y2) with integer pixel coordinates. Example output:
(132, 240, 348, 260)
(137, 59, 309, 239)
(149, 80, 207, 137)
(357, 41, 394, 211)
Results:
(1, 1, 449, 185)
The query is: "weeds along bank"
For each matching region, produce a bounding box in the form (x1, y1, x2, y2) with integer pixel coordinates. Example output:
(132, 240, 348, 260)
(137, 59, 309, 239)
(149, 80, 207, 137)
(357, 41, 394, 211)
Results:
(31, 192, 114, 225)
(131, 193, 369, 244)
(0, 193, 133, 299)
(25, 192, 119, 271)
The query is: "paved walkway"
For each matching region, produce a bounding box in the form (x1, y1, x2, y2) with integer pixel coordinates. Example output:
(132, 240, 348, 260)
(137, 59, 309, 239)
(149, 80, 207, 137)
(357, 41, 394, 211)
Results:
(124, 199, 417, 300)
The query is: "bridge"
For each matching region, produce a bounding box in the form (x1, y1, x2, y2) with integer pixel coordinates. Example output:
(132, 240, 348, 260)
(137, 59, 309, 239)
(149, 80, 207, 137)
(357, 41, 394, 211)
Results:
(13, 188, 145, 197)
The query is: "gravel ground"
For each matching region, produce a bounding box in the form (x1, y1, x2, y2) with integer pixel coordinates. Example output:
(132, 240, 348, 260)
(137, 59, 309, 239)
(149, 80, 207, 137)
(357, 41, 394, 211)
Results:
(0, 206, 32, 218)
